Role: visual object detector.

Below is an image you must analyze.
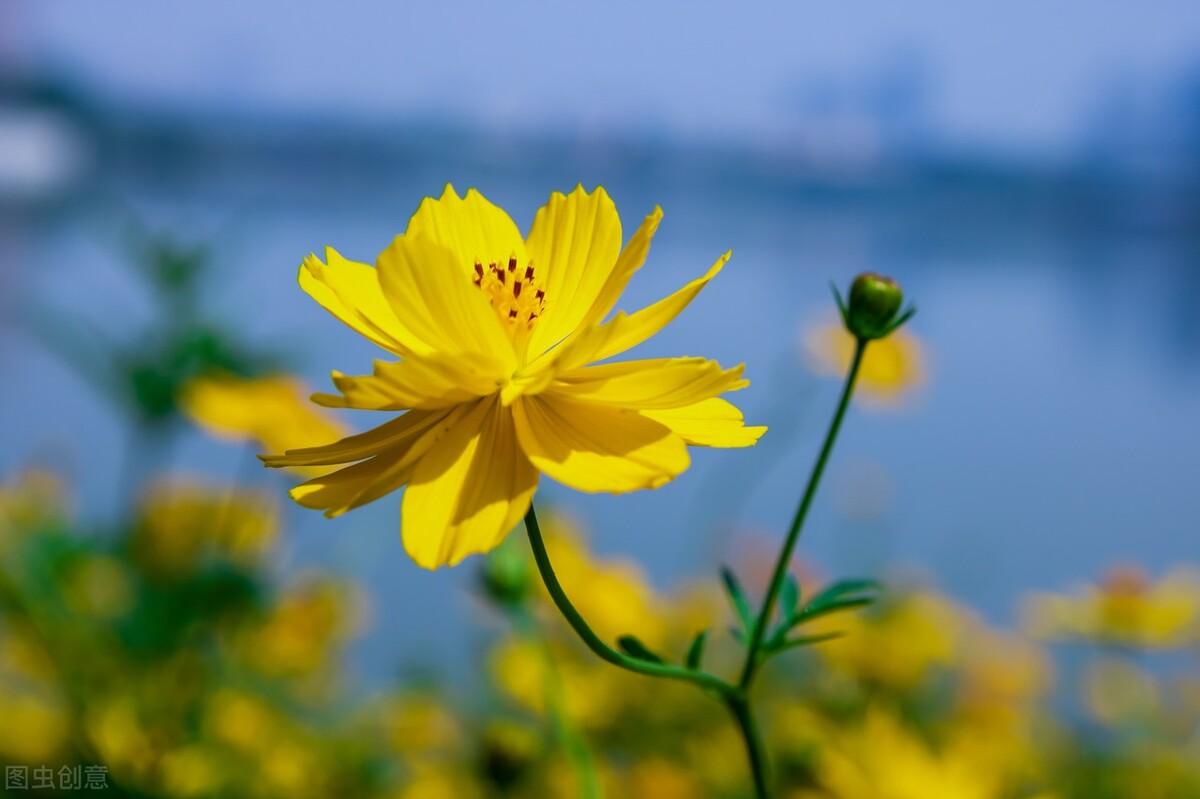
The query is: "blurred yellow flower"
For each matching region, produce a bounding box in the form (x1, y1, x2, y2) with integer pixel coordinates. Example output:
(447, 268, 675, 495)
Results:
(159, 745, 225, 798)
(818, 589, 960, 688)
(382, 693, 463, 755)
(241, 577, 361, 678)
(804, 318, 925, 404)
(819, 710, 1002, 799)
(63, 555, 135, 620)
(0, 690, 70, 764)
(625, 758, 702, 799)
(134, 479, 279, 574)
(489, 638, 625, 729)
(1084, 658, 1160, 726)
(263, 185, 764, 568)
(1023, 565, 1200, 649)
(181, 373, 348, 478)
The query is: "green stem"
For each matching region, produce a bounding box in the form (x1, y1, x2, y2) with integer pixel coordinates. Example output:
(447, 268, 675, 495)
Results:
(738, 337, 868, 689)
(523, 504, 735, 697)
(725, 694, 771, 799)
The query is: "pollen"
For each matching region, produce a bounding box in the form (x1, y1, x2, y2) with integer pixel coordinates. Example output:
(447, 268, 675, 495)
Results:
(472, 256, 547, 331)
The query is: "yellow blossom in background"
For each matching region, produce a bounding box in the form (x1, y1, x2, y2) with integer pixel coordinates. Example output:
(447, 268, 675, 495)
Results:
(181, 373, 348, 478)
(625, 758, 702, 799)
(1023, 565, 1200, 648)
(818, 710, 1003, 799)
(239, 576, 362, 679)
(490, 637, 628, 729)
(1084, 658, 1161, 726)
(159, 745, 226, 799)
(263, 184, 765, 568)
(804, 317, 925, 404)
(381, 693, 463, 755)
(817, 589, 960, 688)
(133, 479, 278, 574)
(62, 554, 135, 620)
(0, 689, 70, 764)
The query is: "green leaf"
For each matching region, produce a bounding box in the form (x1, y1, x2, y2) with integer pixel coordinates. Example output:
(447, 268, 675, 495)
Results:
(790, 579, 881, 628)
(617, 634, 663, 664)
(780, 574, 800, 624)
(721, 566, 753, 631)
(684, 630, 708, 670)
(769, 631, 845, 653)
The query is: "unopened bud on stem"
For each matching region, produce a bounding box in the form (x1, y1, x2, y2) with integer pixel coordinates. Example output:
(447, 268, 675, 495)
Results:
(838, 272, 910, 340)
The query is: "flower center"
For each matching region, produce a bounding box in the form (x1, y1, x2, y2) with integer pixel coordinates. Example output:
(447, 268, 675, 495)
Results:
(473, 257, 546, 332)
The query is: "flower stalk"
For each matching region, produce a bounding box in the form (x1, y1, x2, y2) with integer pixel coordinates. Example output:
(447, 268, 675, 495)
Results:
(738, 336, 867, 689)
(522, 274, 912, 799)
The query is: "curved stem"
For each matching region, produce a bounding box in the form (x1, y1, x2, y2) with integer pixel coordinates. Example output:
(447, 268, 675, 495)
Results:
(738, 337, 868, 689)
(523, 503, 735, 697)
(725, 694, 771, 799)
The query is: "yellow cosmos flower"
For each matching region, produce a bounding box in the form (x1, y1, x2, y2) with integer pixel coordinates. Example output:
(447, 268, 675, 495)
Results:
(181, 374, 347, 478)
(1023, 565, 1200, 649)
(804, 318, 925, 404)
(263, 185, 765, 568)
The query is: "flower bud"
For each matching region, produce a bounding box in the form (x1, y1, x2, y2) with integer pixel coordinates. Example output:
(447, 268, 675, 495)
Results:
(845, 272, 904, 340)
(480, 540, 531, 607)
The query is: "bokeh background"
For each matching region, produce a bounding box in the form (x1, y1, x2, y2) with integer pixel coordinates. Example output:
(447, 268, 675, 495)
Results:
(2, 0, 1198, 692)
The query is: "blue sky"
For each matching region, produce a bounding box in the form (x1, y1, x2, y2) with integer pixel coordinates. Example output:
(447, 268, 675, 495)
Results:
(9, 2, 1200, 150)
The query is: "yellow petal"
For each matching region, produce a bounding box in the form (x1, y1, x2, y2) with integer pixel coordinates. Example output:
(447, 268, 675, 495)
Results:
(313, 353, 501, 411)
(405, 184, 528, 270)
(641, 398, 767, 448)
(288, 405, 468, 517)
(580, 206, 663, 328)
(298, 248, 425, 356)
(524, 186, 624, 357)
(512, 394, 689, 494)
(376, 234, 516, 372)
(590, 250, 730, 363)
(553, 357, 749, 410)
(261, 408, 449, 468)
(402, 399, 538, 569)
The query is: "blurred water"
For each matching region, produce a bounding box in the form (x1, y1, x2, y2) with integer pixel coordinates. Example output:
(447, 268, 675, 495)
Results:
(1, 128, 1198, 684)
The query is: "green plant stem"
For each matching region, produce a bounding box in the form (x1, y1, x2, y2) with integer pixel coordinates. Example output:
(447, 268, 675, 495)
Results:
(522, 336, 867, 799)
(725, 694, 770, 799)
(738, 337, 867, 689)
(523, 504, 734, 697)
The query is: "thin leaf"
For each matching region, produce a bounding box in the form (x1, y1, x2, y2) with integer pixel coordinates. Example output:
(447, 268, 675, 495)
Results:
(791, 597, 876, 627)
(780, 574, 800, 624)
(617, 634, 663, 664)
(721, 566, 753, 630)
(770, 631, 845, 653)
(685, 630, 708, 670)
(789, 578, 881, 629)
